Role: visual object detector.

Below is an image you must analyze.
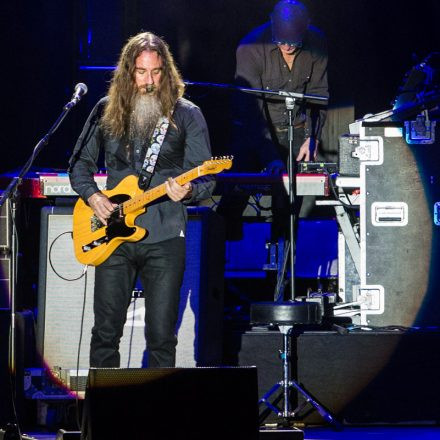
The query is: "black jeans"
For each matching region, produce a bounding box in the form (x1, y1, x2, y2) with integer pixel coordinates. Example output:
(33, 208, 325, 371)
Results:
(90, 237, 186, 368)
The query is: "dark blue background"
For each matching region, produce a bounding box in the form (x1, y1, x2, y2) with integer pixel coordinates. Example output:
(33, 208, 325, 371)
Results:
(1, 0, 439, 172)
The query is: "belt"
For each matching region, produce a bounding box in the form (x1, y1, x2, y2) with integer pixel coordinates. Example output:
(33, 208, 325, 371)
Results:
(274, 122, 306, 132)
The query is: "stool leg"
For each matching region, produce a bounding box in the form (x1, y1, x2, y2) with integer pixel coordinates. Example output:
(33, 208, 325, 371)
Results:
(278, 325, 294, 419)
(258, 325, 341, 429)
(290, 380, 341, 428)
(283, 326, 341, 429)
(259, 382, 283, 416)
(288, 330, 342, 430)
(282, 330, 291, 418)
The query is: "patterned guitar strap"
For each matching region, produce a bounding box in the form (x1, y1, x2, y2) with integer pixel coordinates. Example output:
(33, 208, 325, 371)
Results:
(138, 115, 170, 190)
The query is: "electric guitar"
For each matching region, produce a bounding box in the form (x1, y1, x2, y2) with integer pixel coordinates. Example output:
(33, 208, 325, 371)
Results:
(72, 157, 232, 266)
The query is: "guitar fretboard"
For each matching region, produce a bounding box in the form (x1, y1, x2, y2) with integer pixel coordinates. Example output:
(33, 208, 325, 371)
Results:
(122, 166, 201, 214)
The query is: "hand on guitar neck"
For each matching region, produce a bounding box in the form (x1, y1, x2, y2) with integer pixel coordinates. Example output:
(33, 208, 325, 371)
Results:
(88, 178, 192, 225)
(87, 192, 118, 226)
(165, 177, 192, 202)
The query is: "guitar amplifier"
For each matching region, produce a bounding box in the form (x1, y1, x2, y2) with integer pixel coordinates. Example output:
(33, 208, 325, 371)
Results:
(0, 197, 10, 250)
(0, 195, 11, 308)
(37, 206, 224, 372)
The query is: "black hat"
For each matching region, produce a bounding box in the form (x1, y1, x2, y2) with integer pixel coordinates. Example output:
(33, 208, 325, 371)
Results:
(271, 0, 309, 47)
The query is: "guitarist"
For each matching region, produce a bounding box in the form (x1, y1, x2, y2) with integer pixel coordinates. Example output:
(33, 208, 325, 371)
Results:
(68, 32, 215, 368)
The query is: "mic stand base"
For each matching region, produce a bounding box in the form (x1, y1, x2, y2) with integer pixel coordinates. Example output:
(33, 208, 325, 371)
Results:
(0, 424, 38, 440)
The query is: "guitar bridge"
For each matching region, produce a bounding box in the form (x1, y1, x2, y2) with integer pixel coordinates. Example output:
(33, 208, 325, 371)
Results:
(91, 215, 104, 232)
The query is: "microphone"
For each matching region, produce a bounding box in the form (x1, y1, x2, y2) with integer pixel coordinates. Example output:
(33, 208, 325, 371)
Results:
(64, 83, 88, 109)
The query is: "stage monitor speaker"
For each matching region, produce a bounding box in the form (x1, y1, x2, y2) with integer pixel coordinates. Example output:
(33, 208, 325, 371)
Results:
(81, 367, 258, 440)
(37, 206, 224, 371)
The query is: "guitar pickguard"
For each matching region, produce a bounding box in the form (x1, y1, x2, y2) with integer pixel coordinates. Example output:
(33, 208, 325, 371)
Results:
(82, 193, 144, 253)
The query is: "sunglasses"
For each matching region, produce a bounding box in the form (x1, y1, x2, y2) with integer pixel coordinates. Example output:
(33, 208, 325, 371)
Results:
(273, 39, 303, 48)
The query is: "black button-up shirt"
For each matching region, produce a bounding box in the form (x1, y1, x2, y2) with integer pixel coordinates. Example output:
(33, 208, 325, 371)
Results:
(232, 22, 328, 168)
(68, 97, 215, 243)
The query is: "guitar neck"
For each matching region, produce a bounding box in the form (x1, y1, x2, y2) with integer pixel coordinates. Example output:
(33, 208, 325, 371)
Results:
(122, 166, 201, 214)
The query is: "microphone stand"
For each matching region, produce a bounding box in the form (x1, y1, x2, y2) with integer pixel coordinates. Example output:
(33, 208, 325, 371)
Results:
(285, 96, 297, 301)
(184, 79, 328, 103)
(185, 80, 328, 301)
(0, 90, 84, 439)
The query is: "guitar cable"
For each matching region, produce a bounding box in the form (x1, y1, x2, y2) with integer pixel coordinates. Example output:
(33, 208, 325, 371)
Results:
(48, 231, 88, 431)
(126, 296, 137, 368)
(48, 232, 86, 282)
(74, 266, 88, 431)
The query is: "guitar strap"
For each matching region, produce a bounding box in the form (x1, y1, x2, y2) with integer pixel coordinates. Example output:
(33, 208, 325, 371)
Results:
(138, 115, 170, 190)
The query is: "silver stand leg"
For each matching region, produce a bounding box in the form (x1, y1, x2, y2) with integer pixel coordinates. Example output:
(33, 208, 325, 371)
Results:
(281, 327, 292, 418)
(259, 326, 342, 429)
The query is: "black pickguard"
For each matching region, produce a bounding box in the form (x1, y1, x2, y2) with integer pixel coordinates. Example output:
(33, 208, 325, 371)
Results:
(105, 193, 146, 241)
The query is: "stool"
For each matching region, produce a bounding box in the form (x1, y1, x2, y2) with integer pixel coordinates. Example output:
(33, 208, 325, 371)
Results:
(250, 301, 340, 428)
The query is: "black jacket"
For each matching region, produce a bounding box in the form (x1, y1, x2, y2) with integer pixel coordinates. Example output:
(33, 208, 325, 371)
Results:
(69, 97, 215, 243)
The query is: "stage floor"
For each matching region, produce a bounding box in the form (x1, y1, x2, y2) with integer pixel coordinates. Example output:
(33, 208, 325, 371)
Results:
(25, 426, 440, 440)
(305, 426, 440, 439)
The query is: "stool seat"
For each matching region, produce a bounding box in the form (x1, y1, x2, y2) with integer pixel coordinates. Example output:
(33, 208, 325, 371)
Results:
(250, 301, 321, 326)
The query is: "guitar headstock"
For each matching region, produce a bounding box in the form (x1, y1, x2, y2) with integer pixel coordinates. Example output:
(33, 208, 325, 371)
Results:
(200, 156, 233, 175)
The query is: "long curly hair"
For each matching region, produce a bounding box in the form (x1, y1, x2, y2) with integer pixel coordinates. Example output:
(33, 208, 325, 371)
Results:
(101, 32, 185, 138)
